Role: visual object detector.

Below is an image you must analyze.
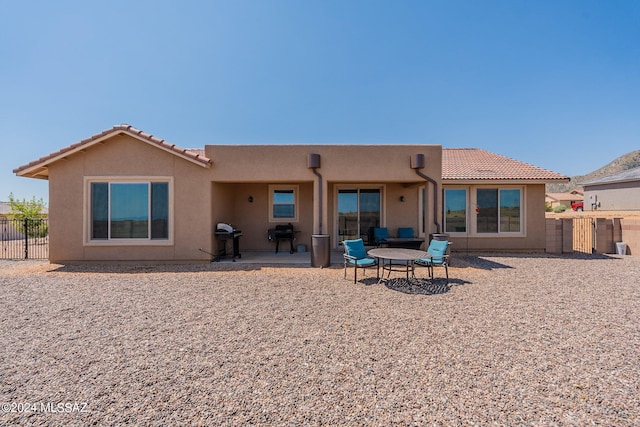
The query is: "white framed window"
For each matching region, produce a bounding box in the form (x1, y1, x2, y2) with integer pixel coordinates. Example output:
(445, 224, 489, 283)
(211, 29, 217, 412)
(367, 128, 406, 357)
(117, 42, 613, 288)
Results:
(442, 185, 525, 236)
(269, 185, 298, 222)
(422, 185, 463, 237)
(474, 187, 523, 234)
(84, 177, 174, 245)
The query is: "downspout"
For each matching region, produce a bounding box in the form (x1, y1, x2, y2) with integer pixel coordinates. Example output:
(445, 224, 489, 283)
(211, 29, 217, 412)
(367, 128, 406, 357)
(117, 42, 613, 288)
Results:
(411, 154, 441, 233)
(308, 154, 323, 234)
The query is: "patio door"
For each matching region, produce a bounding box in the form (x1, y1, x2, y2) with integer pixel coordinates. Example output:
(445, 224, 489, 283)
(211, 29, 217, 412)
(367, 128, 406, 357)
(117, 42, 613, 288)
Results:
(337, 188, 381, 245)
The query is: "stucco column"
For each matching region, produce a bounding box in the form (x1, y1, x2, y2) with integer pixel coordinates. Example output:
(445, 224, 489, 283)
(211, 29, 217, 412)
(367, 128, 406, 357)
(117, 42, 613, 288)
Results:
(423, 181, 440, 238)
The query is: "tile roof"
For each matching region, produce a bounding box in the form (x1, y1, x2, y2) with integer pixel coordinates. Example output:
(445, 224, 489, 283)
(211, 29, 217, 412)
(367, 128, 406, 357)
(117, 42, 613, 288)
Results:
(14, 126, 568, 184)
(443, 148, 569, 182)
(13, 124, 212, 178)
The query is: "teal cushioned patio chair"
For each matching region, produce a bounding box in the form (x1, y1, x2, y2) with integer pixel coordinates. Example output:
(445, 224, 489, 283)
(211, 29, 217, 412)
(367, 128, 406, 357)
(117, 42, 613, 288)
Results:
(372, 227, 389, 247)
(343, 238, 378, 283)
(397, 227, 414, 238)
(416, 239, 450, 284)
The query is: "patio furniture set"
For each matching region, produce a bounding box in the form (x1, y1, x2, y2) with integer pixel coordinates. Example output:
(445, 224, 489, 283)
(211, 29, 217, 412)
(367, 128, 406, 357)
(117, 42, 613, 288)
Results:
(343, 234, 450, 285)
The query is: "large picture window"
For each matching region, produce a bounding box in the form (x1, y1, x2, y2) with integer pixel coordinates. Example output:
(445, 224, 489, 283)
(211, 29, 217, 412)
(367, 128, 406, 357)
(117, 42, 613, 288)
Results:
(269, 185, 298, 222)
(89, 180, 170, 241)
(442, 186, 523, 236)
(476, 188, 521, 234)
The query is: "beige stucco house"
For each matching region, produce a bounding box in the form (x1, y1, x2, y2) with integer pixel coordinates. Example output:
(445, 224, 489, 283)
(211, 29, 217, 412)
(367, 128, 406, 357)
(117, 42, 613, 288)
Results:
(14, 125, 568, 262)
(545, 189, 584, 209)
(582, 167, 640, 211)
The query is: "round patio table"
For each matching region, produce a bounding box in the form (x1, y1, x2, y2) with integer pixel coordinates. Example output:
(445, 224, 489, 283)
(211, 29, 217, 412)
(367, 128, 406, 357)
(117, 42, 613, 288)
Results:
(368, 248, 429, 282)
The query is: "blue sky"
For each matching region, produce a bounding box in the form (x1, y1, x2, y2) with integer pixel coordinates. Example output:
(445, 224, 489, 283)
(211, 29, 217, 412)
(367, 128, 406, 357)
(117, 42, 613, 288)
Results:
(2, 0, 639, 203)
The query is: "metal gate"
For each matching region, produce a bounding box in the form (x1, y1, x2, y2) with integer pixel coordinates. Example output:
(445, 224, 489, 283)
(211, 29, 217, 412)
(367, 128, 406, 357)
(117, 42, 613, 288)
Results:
(0, 218, 49, 259)
(572, 217, 594, 254)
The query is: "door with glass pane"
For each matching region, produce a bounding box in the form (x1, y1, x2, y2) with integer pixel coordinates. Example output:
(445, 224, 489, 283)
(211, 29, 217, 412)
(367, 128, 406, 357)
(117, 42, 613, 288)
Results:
(337, 188, 381, 245)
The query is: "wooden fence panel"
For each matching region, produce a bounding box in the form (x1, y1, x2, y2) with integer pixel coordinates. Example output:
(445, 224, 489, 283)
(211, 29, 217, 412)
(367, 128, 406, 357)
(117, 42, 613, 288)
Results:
(572, 217, 594, 254)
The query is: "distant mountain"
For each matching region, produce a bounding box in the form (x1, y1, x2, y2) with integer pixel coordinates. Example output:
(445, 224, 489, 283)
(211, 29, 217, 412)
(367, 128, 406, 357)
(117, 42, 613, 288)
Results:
(547, 150, 640, 193)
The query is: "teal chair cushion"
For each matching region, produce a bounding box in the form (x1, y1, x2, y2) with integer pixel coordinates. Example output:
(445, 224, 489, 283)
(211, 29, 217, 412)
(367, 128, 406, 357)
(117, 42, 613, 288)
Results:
(429, 239, 448, 255)
(343, 238, 367, 260)
(349, 257, 376, 266)
(397, 227, 414, 238)
(417, 239, 447, 264)
(417, 257, 445, 266)
(373, 227, 388, 242)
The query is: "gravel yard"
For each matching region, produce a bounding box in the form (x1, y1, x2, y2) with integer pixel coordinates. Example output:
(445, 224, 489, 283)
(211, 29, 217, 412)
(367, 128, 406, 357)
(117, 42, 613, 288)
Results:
(1, 254, 639, 426)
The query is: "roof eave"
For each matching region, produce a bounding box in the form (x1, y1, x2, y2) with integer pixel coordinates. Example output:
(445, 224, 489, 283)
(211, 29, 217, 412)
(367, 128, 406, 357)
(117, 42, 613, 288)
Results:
(443, 178, 570, 185)
(14, 127, 212, 177)
(583, 178, 639, 187)
(22, 168, 49, 179)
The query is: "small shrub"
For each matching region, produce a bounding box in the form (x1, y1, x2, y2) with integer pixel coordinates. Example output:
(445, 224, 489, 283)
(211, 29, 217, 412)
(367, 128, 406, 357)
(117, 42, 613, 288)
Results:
(553, 204, 568, 213)
(7, 193, 48, 238)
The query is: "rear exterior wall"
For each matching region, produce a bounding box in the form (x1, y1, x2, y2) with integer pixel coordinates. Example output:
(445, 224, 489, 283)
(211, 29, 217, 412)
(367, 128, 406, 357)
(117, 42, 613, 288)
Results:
(48, 135, 212, 262)
(447, 184, 548, 252)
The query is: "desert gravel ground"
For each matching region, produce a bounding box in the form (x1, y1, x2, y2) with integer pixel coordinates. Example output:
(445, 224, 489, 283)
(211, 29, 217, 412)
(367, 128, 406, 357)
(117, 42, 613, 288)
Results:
(1, 254, 639, 426)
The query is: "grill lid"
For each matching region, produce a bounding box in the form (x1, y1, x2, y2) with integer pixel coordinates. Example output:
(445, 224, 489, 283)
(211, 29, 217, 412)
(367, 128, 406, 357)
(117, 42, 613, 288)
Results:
(216, 223, 234, 233)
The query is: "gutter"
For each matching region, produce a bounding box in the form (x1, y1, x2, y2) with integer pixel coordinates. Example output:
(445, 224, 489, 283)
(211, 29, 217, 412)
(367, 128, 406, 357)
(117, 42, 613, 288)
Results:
(411, 154, 441, 233)
(308, 154, 323, 234)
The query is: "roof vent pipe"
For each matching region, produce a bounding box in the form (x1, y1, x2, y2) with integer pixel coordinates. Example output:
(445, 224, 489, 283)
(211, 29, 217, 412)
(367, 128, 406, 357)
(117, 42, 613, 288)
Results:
(411, 154, 441, 233)
(308, 154, 323, 234)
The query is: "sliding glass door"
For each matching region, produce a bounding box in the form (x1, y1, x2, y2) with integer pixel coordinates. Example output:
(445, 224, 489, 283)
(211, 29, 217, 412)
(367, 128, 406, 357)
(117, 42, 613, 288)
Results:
(337, 188, 381, 244)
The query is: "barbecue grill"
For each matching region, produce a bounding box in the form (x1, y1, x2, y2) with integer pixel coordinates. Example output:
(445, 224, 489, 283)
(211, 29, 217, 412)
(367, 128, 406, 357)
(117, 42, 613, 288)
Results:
(214, 222, 242, 261)
(268, 223, 296, 254)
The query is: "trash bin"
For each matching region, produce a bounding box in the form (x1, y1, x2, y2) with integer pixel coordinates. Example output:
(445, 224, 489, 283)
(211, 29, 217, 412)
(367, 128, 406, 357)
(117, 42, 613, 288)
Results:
(616, 242, 627, 255)
(311, 234, 331, 268)
(429, 233, 449, 242)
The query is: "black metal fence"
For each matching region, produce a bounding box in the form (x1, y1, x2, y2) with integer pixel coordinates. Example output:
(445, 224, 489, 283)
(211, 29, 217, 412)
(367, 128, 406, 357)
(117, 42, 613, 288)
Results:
(0, 218, 49, 259)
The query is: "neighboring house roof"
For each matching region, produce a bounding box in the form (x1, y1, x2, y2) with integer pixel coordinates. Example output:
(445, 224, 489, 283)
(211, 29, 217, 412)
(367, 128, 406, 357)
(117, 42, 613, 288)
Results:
(546, 192, 584, 202)
(581, 166, 640, 186)
(13, 124, 212, 179)
(442, 148, 569, 182)
(0, 202, 11, 216)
